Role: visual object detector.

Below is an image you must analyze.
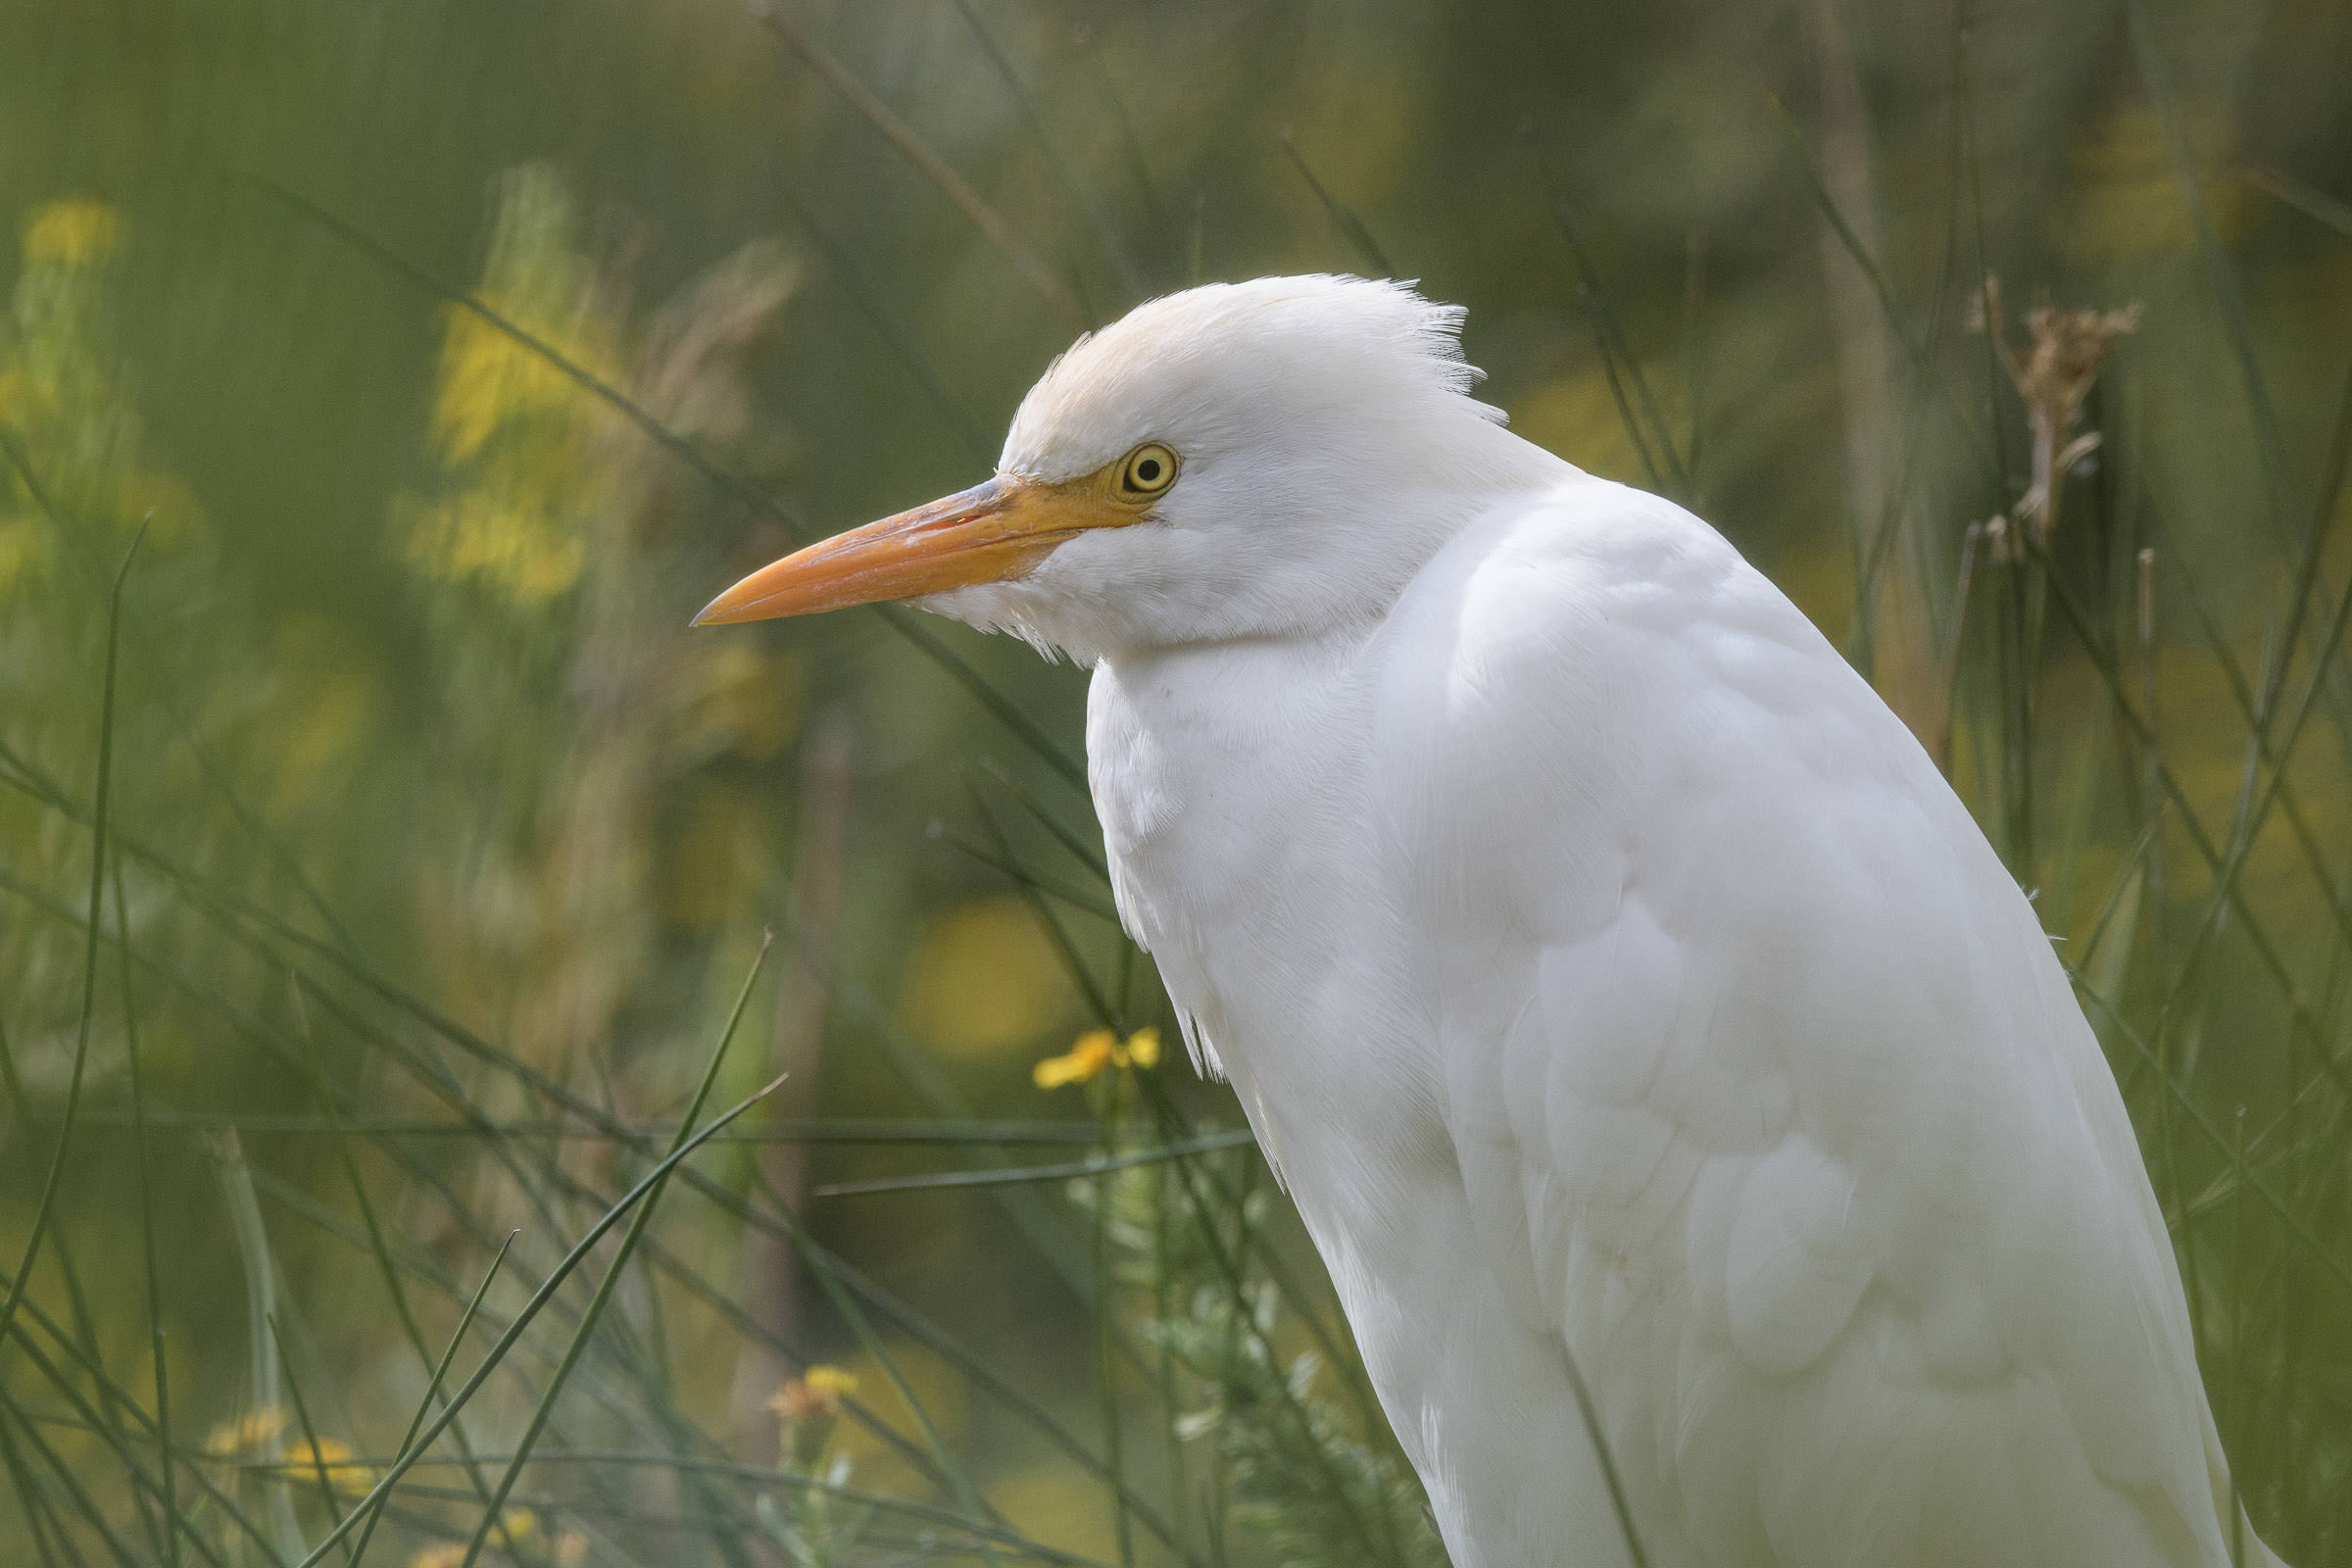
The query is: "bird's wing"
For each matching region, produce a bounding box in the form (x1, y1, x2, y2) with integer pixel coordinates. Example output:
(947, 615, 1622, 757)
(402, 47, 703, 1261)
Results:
(1372, 477, 2235, 1566)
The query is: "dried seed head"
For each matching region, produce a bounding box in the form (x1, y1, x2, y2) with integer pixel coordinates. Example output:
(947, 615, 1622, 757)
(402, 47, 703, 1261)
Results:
(2012, 301, 2140, 434)
(1973, 275, 2140, 548)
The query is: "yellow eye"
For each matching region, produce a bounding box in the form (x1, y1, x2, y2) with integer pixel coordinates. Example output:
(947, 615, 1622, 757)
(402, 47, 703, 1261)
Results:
(1118, 442, 1180, 498)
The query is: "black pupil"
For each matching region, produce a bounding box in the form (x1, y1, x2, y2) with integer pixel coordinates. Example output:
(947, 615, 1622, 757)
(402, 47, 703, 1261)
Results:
(1135, 458, 1160, 484)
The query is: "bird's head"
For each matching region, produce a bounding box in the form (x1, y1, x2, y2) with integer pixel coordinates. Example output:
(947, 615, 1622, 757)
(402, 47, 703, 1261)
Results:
(695, 274, 1552, 660)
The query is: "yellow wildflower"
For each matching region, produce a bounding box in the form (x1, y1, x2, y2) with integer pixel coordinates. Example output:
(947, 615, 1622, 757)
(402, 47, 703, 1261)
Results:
(397, 165, 625, 612)
(1035, 1031, 1113, 1089)
(768, 1364, 857, 1423)
(400, 1513, 538, 1566)
(24, 200, 120, 268)
(401, 490, 587, 606)
(430, 295, 619, 466)
(203, 1406, 289, 1456)
(1033, 1027, 1161, 1090)
(806, 1365, 858, 1398)
(290, 1435, 372, 1491)
(770, 1363, 858, 1474)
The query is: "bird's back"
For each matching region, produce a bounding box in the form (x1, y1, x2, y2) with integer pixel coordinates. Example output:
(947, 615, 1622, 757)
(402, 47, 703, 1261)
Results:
(1358, 474, 2270, 1565)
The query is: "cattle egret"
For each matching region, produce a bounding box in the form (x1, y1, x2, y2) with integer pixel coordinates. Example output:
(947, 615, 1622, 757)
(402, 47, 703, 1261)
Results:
(697, 276, 2283, 1567)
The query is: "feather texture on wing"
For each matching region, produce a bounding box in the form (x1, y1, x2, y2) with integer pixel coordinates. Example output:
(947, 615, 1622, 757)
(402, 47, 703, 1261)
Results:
(1368, 478, 2246, 1564)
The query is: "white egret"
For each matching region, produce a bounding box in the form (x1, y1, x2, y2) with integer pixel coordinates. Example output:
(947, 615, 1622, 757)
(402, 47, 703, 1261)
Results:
(697, 275, 2283, 1567)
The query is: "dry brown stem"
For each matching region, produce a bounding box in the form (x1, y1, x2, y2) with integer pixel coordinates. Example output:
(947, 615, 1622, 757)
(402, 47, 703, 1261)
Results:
(1972, 274, 2139, 560)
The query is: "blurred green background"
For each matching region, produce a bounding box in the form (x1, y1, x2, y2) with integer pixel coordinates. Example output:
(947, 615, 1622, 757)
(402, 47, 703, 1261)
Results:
(5, 0, 2352, 1564)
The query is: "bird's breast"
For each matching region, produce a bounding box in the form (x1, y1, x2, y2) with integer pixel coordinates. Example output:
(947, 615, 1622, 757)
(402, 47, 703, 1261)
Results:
(1087, 643, 1446, 1189)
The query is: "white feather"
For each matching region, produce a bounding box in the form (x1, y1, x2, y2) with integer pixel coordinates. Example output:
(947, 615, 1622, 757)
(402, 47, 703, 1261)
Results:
(926, 276, 2282, 1567)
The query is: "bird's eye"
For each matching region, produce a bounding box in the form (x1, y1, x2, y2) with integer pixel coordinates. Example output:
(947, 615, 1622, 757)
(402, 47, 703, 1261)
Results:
(1118, 442, 1180, 498)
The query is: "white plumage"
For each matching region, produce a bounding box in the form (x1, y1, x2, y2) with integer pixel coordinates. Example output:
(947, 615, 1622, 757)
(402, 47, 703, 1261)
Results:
(699, 275, 2284, 1566)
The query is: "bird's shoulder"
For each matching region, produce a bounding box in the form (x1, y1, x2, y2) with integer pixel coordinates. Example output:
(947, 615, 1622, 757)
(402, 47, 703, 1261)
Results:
(1370, 474, 1935, 944)
(1379, 472, 1891, 773)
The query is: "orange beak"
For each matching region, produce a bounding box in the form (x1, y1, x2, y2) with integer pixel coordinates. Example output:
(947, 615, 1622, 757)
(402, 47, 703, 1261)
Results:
(693, 473, 1130, 625)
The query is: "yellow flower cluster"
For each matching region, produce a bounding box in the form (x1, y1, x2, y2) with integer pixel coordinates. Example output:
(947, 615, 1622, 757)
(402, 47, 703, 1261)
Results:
(289, 1435, 371, 1491)
(407, 1509, 549, 1568)
(203, 1406, 290, 1456)
(24, 200, 120, 268)
(769, 1363, 859, 1475)
(202, 1409, 373, 1491)
(1033, 1027, 1161, 1090)
(807, 1364, 859, 1398)
(768, 1363, 858, 1422)
(401, 488, 588, 607)
(430, 295, 621, 466)
(1, 195, 207, 596)
(202, 1408, 370, 1490)
(400, 168, 624, 612)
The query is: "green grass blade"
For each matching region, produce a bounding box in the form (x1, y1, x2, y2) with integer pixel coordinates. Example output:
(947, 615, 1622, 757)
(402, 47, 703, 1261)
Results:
(728, 1168, 1200, 1563)
(1279, 129, 1396, 276)
(0, 1278, 256, 1568)
(1681, 229, 1709, 501)
(0, 794, 1150, 1548)
(1532, 146, 1689, 493)
(753, 1, 1089, 330)
(818, 937, 1103, 1303)
(345, 1231, 518, 1568)
(951, 0, 1145, 297)
(0, 1404, 70, 1568)
(775, 184, 996, 461)
(111, 856, 180, 1568)
(739, 1173, 1013, 1567)
(293, 975, 510, 1528)
(2070, 950, 2352, 1294)
(809, 1131, 1257, 1197)
(1092, 1152, 1134, 1568)
(0, 1391, 145, 1568)
(2242, 162, 2352, 241)
(882, 611, 1089, 791)
(2123, 0, 2293, 531)
(970, 783, 1119, 1026)
(290, 1070, 789, 1568)
(302, 1449, 1125, 1567)
(41, 1223, 162, 1561)
(1765, 92, 1997, 481)
(935, 825, 1124, 923)
(0, 525, 140, 1368)
(266, 1315, 351, 1564)
(2030, 540, 2345, 1057)
(452, 937, 772, 1568)
(1558, 1346, 1649, 1568)
(978, 757, 1111, 882)
(1080, 35, 1179, 283)
(209, 1128, 308, 1561)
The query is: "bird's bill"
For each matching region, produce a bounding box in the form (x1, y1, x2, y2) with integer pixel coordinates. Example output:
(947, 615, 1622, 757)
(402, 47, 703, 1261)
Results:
(693, 473, 1123, 624)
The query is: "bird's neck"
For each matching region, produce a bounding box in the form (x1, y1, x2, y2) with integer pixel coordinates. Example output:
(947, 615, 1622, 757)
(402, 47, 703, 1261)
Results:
(1088, 625, 1439, 1180)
